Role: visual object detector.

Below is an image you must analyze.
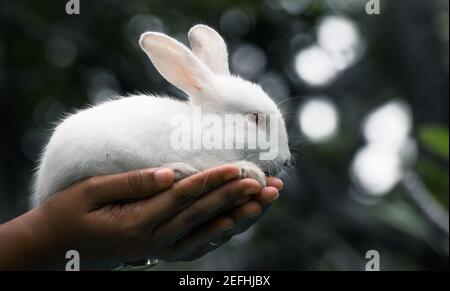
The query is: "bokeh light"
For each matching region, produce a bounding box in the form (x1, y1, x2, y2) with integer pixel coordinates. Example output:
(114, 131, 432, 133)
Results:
(295, 45, 339, 86)
(294, 15, 364, 87)
(352, 100, 417, 197)
(317, 15, 364, 70)
(363, 100, 412, 148)
(351, 143, 403, 196)
(299, 97, 339, 143)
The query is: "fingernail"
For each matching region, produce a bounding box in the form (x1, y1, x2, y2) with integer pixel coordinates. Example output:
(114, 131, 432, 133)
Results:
(154, 168, 174, 185)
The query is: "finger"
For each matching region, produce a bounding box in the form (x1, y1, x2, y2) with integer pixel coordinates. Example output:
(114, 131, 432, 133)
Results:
(230, 200, 263, 222)
(141, 165, 241, 225)
(225, 200, 275, 237)
(266, 177, 283, 190)
(233, 196, 253, 207)
(174, 216, 235, 259)
(153, 178, 261, 245)
(233, 182, 280, 207)
(82, 168, 174, 205)
(153, 216, 233, 262)
(253, 187, 279, 205)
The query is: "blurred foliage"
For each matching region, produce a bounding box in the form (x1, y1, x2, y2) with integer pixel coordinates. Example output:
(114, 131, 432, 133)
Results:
(415, 158, 449, 206)
(0, 0, 448, 270)
(419, 126, 449, 160)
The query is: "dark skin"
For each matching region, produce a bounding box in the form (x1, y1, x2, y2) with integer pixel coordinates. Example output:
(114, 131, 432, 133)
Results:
(0, 165, 282, 270)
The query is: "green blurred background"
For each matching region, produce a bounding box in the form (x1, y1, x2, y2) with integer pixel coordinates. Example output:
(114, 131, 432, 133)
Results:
(0, 0, 448, 270)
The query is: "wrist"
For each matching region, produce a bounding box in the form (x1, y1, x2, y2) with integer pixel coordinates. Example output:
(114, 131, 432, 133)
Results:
(0, 208, 62, 270)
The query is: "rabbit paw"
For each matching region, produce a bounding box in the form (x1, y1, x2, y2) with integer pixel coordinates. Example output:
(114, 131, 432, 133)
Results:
(162, 163, 200, 181)
(233, 161, 266, 187)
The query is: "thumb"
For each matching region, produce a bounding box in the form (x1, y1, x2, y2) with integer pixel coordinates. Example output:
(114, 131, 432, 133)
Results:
(83, 168, 175, 205)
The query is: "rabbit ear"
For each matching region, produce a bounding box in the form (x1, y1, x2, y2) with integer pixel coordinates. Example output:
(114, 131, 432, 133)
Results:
(139, 32, 214, 96)
(188, 25, 230, 76)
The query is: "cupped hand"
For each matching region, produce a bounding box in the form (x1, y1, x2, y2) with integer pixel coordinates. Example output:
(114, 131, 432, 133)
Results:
(158, 177, 283, 262)
(4, 165, 282, 269)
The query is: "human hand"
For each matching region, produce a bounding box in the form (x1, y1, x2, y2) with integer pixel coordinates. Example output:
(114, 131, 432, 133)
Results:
(157, 177, 283, 262)
(0, 165, 280, 270)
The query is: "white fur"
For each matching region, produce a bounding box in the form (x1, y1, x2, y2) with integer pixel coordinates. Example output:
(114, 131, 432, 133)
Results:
(32, 25, 291, 207)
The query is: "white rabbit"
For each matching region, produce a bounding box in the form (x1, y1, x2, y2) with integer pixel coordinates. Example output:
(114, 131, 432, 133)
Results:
(32, 25, 291, 207)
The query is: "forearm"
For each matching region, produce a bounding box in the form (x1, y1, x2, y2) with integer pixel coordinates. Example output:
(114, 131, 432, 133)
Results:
(0, 208, 60, 270)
